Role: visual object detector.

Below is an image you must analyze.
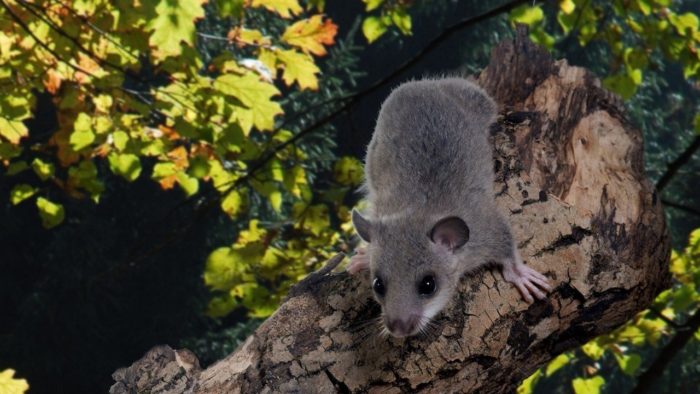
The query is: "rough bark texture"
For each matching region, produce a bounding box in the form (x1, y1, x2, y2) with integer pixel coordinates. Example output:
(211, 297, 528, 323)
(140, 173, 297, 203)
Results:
(111, 28, 671, 394)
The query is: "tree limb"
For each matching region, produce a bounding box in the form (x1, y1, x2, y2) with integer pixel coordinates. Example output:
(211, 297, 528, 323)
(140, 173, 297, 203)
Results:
(630, 308, 700, 394)
(111, 27, 672, 394)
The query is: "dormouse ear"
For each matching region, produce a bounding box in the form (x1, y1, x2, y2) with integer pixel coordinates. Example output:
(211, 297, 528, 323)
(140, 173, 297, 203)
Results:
(429, 216, 469, 252)
(352, 209, 372, 242)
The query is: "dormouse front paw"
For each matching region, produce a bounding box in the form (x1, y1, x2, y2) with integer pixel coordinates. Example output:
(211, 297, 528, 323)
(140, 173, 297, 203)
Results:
(501, 261, 552, 303)
(347, 246, 369, 274)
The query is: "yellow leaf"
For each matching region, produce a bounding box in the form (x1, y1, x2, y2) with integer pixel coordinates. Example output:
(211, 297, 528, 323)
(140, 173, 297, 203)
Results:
(276, 50, 320, 90)
(0, 117, 28, 144)
(517, 369, 542, 394)
(251, 0, 302, 18)
(363, 0, 384, 11)
(572, 376, 605, 394)
(362, 16, 387, 43)
(258, 48, 279, 79)
(282, 15, 338, 56)
(147, 0, 206, 60)
(333, 156, 364, 186)
(0, 369, 29, 394)
(221, 189, 243, 217)
(227, 27, 271, 47)
(213, 73, 282, 132)
(559, 0, 575, 14)
(36, 197, 65, 229)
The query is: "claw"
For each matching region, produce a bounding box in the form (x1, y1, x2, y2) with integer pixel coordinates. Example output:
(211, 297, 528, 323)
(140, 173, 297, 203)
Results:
(347, 246, 369, 274)
(501, 260, 551, 303)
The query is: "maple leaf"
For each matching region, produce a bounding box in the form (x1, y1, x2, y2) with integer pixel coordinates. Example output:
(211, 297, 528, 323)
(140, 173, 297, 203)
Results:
(250, 0, 302, 19)
(213, 73, 282, 132)
(282, 15, 338, 56)
(147, 0, 206, 61)
(276, 50, 320, 90)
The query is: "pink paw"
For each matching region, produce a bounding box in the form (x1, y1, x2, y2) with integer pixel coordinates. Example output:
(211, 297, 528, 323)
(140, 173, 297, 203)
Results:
(347, 247, 369, 274)
(502, 262, 552, 303)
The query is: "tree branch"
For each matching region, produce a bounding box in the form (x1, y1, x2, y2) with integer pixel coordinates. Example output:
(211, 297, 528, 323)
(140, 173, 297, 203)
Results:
(661, 198, 700, 217)
(656, 135, 700, 191)
(631, 308, 700, 394)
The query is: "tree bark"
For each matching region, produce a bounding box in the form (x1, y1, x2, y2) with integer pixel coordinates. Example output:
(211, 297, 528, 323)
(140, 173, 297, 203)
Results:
(110, 27, 671, 394)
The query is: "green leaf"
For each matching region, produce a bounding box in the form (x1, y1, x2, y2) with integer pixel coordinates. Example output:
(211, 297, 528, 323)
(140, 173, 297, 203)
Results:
(221, 189, 243, 217)
(572, 376, 605, 394)
(363, 0, 383, 11)
(269, 190, 282, 212)
(36, 197, 65, 229)
(216, 0, 244, 17)
(108, 153, 142, 181)
(276, 50, 320, 90)
(517, 369, 542, 394)
(213, 73, 282, 133)
(176, 172, 199, 196)
(10, 184, 36, 205)
(615, 353, 641, 376)
(68, 160, 104, 201)
(545, 353, 570, 376)
(147, 0, 206, 60)
(333, 156, 364, 186)
(603, 74, 638, 100)
(112, 131, 129, 151)
(582, 341, 605, 360)
(362, 16, 387, 43)
(510, 5, 544, 26)
(31, 158, 55, 181)
(204, 247, 241, 291)
(0, 117, 28, 144)
(669, 12, 699, 36)
(6, 161, 28, 175)
(0, 142, 22, 161)
(70, 113, 95, 151)
(389, 8, 412, 35)
(559, 0, 575, 14)
(250, 0, 302, 18)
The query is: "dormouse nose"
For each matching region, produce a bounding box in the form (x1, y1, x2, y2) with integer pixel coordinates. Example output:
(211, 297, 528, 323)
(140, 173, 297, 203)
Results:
(386, 316, 418, 337)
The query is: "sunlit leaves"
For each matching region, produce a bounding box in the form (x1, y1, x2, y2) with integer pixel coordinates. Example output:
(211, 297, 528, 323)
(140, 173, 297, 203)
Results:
(213, 73, 283, 132)
(147, 0, 206, 60)
(545, 353, 571, 376)
(0, 94, 30, 143)
(276, 49, 321, 90)
(250, 0, 302, 18)
(333, 156, 363, 186)
(614, 353, 641, 376)
(108, 153, 141, 182)
(361, 1, 413, 43)
(510, 5, 544, 26)
(10, 184, 36, 205)
(0, 369, 28, 394)
(362, 16, 388, 43)
(281, 15, 337, 56)
(69, 113, 95, 151)
(1, 0, 396, 321)
(572, 376, 605, 394)
(31, 158, 54, 181)
(36, 197, 64, 229)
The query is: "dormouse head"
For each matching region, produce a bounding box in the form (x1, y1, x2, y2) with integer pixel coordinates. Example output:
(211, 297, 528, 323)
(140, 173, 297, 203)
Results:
(352, 209, 469, 338)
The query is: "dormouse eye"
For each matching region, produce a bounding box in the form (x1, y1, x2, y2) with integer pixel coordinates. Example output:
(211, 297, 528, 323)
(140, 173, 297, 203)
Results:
(373, 277, 386, 297)
(418, 275, 437, 296)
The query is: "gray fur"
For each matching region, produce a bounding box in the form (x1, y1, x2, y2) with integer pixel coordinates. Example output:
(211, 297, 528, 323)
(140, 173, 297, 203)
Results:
(355, 77, 521, 336)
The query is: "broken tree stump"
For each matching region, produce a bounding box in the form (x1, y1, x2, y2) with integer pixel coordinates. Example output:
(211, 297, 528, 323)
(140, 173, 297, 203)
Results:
(110, 27, 671, 394)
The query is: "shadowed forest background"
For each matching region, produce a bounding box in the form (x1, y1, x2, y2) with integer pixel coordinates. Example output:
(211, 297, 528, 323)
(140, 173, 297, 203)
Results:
(1, 0, 699, 393)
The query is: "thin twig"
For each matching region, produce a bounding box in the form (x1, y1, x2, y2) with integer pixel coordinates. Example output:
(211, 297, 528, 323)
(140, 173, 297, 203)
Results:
(656, 135, 700, 191)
